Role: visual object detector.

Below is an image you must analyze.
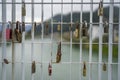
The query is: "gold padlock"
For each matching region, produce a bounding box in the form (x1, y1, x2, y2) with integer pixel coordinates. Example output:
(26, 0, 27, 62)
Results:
(74, 23, 79, 38)
(98, 0, 103, 16)
(57, 24, 61, 31)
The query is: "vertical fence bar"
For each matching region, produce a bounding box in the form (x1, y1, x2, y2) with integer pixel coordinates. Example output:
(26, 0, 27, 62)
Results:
(41, 0, 44, 80)
(61, 0, 63, 42)
(31, 0, 34, 80)
(2, 0, 7, 80)
(89, 0, 93, 80)
(12, 0, 16, 80)
(98, 10, 103, 80)
(70, 0, 73, 80)
(50, 0, 53, 80)
(118, 2, 120, 80)
(21, 0, 25, 80)
(79, 0, 83, 80)
(108, 0, 114, 80)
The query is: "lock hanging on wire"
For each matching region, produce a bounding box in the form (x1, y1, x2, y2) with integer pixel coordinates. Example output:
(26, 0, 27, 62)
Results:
(57, 24, 61, 31)
(48, 63, 52, 76)
(15, 21, 22, 43)
(82, 21, 88, 37)
(56, 42, 62, 63)
(103, 62, 107, 71)
(33, 22, 36, 32)
(22, 1, 26, 16)
(32, 61, 36, 74)
(83, 61, 86, 77)
(103, 20, 109, 33)
(98, 0, 103, 16)
(74, 23, 79, 38)
(6, 22, 12, 41)
(3, 59, 9, 64)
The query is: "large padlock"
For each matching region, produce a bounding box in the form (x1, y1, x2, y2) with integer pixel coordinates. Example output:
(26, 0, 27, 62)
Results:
(82, 21, 88, 37)
(15, 21, 22, 43)
(22, 2, 26, 16)
(6, 22, 12, 40)
(98, 0, 103, 16)
(48, 63, 52, 76)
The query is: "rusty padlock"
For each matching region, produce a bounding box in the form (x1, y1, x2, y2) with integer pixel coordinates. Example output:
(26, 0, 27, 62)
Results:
(48, 63, 52, 76)
(32, 61, 36, 74)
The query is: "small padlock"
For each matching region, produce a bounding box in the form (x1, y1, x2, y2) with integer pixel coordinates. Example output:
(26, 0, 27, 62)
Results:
(56, 42, 62, 63)
(83, 61, 86, 77)
(98, 0, 103, 16)
(34, 22, 36, 32)
(48, 63, 52, 76)
(57, 24, 61, 31)
(3, 59, 9, 64)
(82, 21, 88, 37)
(103, 62, 106, 71)
(32, 61, 36, 74)
(22, 22, 25, 32)
(22, 2, 26, 16)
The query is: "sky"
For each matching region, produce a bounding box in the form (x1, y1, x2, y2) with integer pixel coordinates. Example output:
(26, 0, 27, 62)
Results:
(0, 0, 120, 22)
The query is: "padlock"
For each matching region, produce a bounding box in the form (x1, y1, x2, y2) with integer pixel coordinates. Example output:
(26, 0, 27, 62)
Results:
(3, 59, 9, 64)
(48, 63, 52, 76)
(74, 23, 79, 38)
(103, 62, 107, 71)
(22, 22, 25, 32)
(45, 22, 49, 35)
(98, 0, 103, 16)
(83, 61, 86, 77)
(57, 24, 61, 31)
(6, 22, 12, 40)
(32, 61, 36, 74)
(104, 21, 109, 33)
(34, 22, 36, 32)
(56, 42, 62, 63)
(69, 23, 72, 31)
(22, 2, 26, 16)
(15, 21, 22, 43)
(82, 21, 88, 37)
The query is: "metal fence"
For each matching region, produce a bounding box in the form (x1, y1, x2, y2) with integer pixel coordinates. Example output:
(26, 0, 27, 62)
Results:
(0, 0, 120, 80)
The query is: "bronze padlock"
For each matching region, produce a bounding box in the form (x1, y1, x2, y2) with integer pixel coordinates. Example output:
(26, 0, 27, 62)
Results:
(57, 24, 61, 31)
